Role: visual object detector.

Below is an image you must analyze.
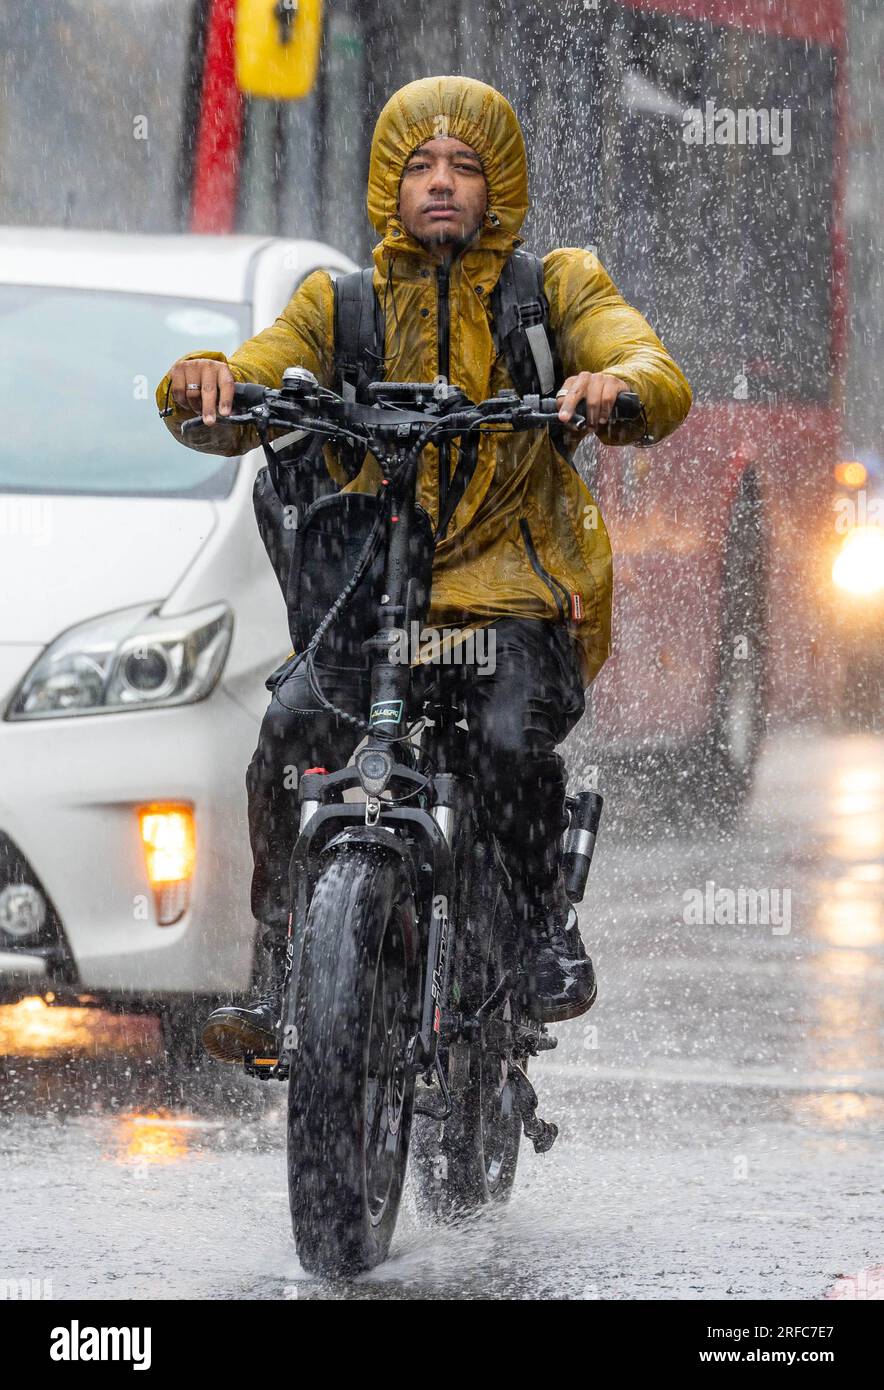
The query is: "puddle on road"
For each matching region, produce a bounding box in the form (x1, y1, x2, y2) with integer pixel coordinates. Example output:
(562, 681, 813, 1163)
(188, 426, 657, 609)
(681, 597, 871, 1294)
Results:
(0, 995, 269, 1128)
(105, 1110, 222, 1166)
(0, 994, 159, 1058)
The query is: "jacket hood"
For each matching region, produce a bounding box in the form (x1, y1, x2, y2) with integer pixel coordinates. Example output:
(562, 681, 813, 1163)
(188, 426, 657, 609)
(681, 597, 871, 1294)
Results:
(366, 76, 529, 245)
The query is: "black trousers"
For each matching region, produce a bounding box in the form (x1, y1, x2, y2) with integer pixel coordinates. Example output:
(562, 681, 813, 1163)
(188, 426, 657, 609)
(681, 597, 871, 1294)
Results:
(246, 617, 587, 936)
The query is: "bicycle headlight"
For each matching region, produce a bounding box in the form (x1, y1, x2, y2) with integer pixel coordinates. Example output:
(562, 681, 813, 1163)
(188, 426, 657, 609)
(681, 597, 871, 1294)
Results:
(6, 602, 233, 720)
(355, 746, 394, 796)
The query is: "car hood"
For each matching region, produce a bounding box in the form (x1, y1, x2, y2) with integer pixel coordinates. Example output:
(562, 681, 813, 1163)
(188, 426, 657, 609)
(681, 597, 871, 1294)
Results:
(0, 494, 218, 643)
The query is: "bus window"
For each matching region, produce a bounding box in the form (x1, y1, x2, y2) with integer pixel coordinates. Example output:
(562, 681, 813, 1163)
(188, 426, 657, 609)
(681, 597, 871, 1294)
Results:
(719, 27, 835, 406)
(610, 10, 836, 406)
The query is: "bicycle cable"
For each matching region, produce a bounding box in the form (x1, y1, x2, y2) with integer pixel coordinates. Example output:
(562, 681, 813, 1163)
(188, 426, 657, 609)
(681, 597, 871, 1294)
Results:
(281, 416, 450, 730)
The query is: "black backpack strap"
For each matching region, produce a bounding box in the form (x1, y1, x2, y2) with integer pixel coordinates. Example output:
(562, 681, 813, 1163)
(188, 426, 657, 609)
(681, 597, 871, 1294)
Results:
(331, 267, 385, 479)
(333, 267, 384, 402)
(490, 250, 562, 397)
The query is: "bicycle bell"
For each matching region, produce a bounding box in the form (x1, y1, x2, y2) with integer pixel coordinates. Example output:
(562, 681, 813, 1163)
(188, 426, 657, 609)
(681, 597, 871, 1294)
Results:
(281, 366, 318, 398)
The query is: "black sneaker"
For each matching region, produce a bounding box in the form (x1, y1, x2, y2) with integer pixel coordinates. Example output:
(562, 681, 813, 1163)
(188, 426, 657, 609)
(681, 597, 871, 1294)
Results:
(201, 992, 282, 1064)
(518, 872, 597, 1023)
(201, 929, 286, 1064)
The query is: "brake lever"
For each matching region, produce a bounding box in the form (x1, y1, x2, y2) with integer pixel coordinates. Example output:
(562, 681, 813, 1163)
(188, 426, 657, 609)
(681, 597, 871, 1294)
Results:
(181, 410, 257, 434)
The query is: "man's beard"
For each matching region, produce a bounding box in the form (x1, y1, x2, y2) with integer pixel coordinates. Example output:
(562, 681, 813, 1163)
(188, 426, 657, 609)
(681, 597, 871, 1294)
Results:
(418, 218, 482, 258)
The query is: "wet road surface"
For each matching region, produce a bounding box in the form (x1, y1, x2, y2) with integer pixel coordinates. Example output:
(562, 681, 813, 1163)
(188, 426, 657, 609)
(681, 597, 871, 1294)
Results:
(2, 731, 882, 1300)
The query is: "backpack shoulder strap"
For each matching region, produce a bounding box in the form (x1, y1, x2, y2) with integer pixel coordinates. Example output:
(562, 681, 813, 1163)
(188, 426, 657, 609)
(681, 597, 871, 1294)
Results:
(490, 249, 561, 398)
(333, 267, 384, 402)
(330, 267, 385, 480)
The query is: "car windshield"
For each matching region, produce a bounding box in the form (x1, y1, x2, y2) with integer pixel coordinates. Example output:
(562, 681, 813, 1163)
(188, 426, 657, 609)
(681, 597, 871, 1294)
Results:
(0, 285, 250, 497)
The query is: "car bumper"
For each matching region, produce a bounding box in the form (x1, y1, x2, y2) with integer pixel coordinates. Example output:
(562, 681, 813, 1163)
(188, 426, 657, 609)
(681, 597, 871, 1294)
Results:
(0, 688, 261, 997)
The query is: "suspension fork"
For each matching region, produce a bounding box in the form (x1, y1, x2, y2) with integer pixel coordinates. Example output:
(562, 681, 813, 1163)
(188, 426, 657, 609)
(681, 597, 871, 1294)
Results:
(412, 770, 464, 1072)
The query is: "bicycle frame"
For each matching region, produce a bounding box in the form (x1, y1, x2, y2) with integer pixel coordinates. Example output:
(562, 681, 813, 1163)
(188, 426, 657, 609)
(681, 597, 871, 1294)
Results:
(185, 376, 636, 1093)
(273, 417, 469, 1087)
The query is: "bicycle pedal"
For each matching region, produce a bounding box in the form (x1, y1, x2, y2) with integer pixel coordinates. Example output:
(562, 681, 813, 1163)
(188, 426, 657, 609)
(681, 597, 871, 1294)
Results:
(242, 1054, 289, 1081)
(530, 1119, 558, 1154)
(509, 1062, 559, 1153)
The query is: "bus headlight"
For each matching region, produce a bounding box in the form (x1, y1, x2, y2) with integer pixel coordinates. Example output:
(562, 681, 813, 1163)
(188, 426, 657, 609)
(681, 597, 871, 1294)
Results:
(832, 526, 884, 599)
(6, 603, 232, 720)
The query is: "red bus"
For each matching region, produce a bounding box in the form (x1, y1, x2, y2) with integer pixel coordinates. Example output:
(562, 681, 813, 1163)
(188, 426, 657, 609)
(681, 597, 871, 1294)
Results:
(178, 0, 847, 820)
(567, 0, 848, 821)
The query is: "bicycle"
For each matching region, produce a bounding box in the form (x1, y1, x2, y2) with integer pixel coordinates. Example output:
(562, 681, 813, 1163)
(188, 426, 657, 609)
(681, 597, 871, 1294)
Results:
(184, 371, 640, 1274)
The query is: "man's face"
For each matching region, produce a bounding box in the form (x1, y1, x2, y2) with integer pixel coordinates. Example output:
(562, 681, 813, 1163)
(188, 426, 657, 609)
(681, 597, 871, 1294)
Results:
(398, 137, 487, 256)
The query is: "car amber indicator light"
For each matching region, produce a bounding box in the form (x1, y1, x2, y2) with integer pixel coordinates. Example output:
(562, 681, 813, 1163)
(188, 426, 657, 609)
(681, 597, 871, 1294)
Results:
(138, 804, 196, 926)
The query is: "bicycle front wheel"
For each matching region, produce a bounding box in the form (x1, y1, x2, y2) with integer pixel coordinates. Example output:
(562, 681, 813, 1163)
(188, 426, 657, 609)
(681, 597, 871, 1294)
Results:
(287, 843, 419, 1276)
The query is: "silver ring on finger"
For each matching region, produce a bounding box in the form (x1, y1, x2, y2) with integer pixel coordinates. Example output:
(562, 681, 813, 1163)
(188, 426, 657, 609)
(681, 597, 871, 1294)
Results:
(186, 382, 200, 391)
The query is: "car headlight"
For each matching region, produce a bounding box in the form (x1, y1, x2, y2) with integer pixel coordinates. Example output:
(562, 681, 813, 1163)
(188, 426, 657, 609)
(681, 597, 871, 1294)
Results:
(832, 526, 884, 598)
(6, 602, 233, 720)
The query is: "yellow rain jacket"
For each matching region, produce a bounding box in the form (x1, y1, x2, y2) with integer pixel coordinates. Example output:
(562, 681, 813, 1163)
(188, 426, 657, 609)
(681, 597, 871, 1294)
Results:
(156, 76, 691, 687)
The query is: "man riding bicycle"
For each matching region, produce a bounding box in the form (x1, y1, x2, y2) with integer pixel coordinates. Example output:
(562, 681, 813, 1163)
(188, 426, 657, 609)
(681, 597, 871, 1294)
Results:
(156, 76, 691, 1064)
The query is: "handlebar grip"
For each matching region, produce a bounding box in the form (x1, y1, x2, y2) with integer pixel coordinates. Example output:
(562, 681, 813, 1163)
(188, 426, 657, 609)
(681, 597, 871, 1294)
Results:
(569, 391, 642, 425)
(610, 391, 642, 422)
(180, 381, 266, 433)
(232, 382, 268, 408)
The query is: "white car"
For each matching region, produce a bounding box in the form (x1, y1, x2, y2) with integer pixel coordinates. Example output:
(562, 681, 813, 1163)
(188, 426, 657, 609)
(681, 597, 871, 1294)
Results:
(0, 227, 356, 1047)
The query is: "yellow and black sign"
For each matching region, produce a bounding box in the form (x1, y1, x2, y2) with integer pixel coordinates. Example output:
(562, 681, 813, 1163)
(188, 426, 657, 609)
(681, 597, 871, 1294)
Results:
(235, 0, 323, 100)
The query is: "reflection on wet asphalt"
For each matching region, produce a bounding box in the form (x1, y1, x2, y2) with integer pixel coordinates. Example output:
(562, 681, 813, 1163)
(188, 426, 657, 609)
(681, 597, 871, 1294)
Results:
(1, 733, 882, 1300)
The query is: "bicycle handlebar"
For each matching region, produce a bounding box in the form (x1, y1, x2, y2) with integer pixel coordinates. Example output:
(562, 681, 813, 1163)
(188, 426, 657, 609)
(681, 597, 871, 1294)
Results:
(179, 378, 644, 445)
